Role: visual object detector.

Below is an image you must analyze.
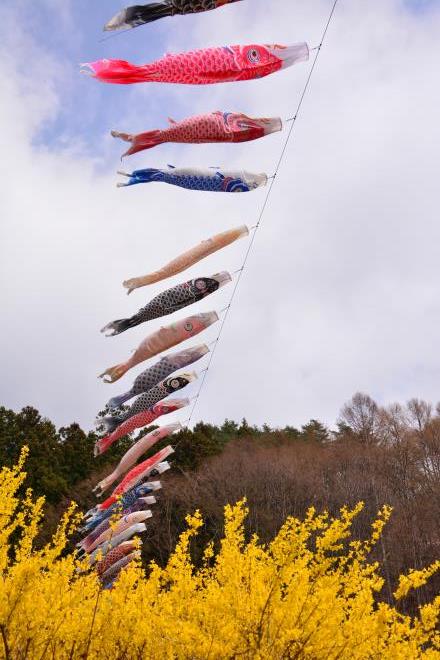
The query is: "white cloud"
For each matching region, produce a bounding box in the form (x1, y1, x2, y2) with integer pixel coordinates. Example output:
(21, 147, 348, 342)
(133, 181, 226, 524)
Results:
(1, 0, 439, 431)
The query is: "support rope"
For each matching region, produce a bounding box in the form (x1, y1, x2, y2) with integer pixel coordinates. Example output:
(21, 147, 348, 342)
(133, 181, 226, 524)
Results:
(182, 0, 340, 430)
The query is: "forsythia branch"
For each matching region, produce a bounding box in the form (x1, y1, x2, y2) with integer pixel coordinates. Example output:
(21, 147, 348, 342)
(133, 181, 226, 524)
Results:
(0, 455, 438, 659)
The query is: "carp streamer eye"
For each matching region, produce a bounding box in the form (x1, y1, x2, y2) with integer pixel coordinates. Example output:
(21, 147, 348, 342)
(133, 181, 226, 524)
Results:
(184, 322, 193, 332)
(195, 279, 207, 291)
(247, 48, 260, 64)
(170, 379, 180, 389)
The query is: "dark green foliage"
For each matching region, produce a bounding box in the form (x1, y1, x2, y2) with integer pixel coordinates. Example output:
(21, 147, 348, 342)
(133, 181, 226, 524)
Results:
(0, 406, 135, 505)
(0, 406, 313, 507)
(0, 406, 70, 504)
(300, 419, 330, 443)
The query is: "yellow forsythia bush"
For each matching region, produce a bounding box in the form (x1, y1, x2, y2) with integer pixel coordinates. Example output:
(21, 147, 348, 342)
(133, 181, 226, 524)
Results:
(0, 450, 439, 659)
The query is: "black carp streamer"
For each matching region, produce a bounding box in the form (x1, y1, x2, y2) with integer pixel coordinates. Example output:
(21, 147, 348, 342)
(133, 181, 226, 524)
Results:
(105, 0, 243, 31)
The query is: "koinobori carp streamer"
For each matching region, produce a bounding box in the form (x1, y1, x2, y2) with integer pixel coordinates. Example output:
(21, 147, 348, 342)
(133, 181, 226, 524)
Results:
(88, 522, 149, 565)
(101, 551, 141, 586)
(100, 373, 194, 433)
(107, 344, 209, 409)
(79, 511, 152, 556)
(123, 225, 248, 294)
(94, 423, 181, 495)
(102, 272, 230, 336)
(99, 311, 218, 383)
(112, 111, 282, 157)
(97, 446, 175, 511)
(96, 541, 138, 577)
(81, 489, 159, 535)
(81, 42, 309, 85)
(85, 482, 162, 526)
(98, 456, 172, 510)
(104, 0, 243, 31)
(117, 166, 267, 193)
(95, 398, 189, 456)
(78, 499, 154, 552)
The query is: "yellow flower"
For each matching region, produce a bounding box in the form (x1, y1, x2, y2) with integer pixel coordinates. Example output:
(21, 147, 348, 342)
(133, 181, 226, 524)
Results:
(0, 452, 438, 659)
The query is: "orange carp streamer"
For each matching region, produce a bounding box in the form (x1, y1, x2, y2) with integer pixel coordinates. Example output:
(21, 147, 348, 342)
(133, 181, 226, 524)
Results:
(99, 311, 219, 383)
(124, 225, 248, 294)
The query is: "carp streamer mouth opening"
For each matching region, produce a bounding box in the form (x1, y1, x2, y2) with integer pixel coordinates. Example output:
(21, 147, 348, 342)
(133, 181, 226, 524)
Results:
(268, 43, 310, 69)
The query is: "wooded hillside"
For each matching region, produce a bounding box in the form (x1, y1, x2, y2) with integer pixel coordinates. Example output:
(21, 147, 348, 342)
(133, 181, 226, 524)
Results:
(1, 393, 439, 614)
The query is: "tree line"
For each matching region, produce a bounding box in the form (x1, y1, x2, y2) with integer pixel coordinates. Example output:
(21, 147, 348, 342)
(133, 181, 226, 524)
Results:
(0, 404, 330, 507)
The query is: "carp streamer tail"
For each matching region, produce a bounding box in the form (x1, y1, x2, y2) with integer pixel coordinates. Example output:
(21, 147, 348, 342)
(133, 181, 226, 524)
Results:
(105, 3, 174, 31)
(101, 317, 139, 337)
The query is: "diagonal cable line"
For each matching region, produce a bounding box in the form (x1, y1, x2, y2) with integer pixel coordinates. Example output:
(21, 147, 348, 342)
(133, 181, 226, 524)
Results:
(183, 0, 340, 428)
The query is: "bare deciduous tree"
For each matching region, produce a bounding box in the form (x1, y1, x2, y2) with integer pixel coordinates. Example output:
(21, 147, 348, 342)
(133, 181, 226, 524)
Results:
(339, 392, 383, 444)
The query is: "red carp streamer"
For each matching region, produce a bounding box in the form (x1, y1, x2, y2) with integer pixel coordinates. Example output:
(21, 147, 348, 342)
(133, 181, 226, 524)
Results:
(81, 43, 309, 85)
(112, 111, 282, 157)
(95, 398, 188, 456)
(97, 446, 174, 511)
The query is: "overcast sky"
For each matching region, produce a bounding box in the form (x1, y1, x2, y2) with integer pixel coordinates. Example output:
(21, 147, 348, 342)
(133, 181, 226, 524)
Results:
(1, 0, 439, 433)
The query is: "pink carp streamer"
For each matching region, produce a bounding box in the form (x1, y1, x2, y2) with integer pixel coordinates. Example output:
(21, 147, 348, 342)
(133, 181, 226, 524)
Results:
(99, 311, 219, 383)
(81, 43, 309, 85)
(96, 541, 138, 577)
(124, 225, 248, 294)
(98, 446, 175, 511)
(94, 423, 181, 495)
(95, 398, 188, 456)
(101, 551, 141, 587)
(112, 111, 282, 157)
